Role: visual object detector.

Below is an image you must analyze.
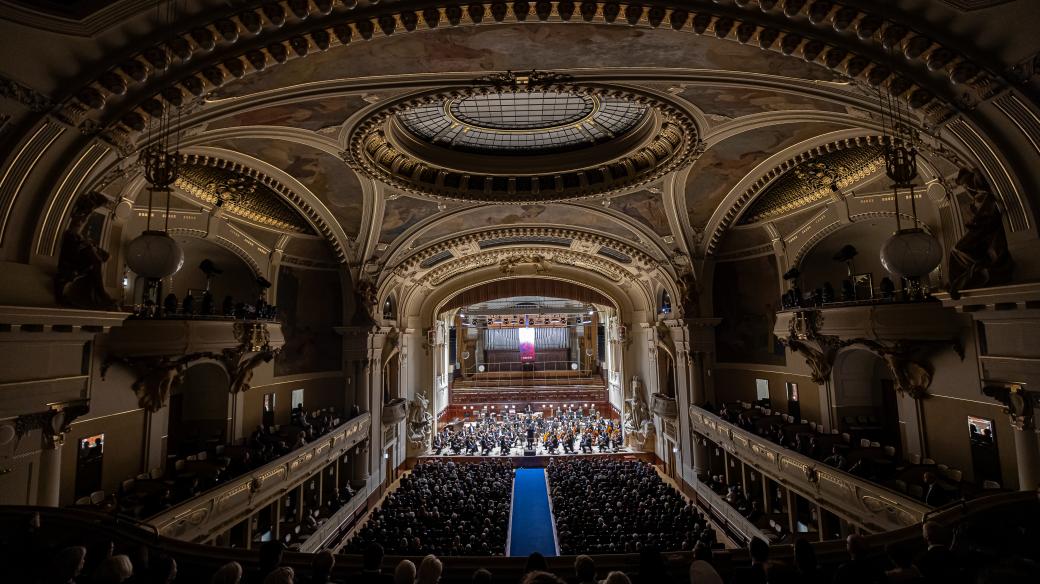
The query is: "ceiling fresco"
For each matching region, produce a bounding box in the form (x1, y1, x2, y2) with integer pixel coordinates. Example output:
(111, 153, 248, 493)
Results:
(679, 86, 851, 120)
(379, 195, 441, 244)
(684, 122, 850, 229)
(609, 190, 671, 237)
(412, 203, 640, 247)
(203, 95, 372, 133)
(211, 24, 840, 99)
(207, 137, 366, 237)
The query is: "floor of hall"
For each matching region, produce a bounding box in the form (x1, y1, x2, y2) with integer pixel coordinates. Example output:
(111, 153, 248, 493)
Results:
(507, 467, 559, 557)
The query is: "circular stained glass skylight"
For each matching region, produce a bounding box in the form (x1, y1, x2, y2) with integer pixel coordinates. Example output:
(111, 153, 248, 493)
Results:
(397, 90, 649, 155)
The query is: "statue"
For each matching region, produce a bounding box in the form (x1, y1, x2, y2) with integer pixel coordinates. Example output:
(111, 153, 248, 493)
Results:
(677, 272, 700, 317)
(948, 168, 1014, 299)
(350, 278, 378, 326)
(624, 377, 655, 450)
(407, 392, 434, 446)
(54, 191, 118, 309)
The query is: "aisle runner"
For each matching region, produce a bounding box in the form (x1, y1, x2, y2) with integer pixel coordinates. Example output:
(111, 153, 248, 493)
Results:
(507, 468, 559, 557)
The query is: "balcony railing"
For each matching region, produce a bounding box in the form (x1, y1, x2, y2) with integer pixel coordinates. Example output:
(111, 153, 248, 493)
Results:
(146, 412, 371, 542)
(689, 407, 929, 533)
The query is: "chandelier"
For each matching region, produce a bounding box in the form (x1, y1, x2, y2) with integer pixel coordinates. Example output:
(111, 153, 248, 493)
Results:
(125, 2, 184, 280)
(875, 80, 941, 297)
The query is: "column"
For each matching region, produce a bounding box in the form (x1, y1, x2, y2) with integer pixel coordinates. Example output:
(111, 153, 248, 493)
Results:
(36, 433, 63, 506)
(815, 504, 825, 541)
(690, 352, 711, 480)
(351, 441, 370, 490)
(1011, 419, 1040, 490)
(785, 487, 797, 535)
(761, 476, 771, 514)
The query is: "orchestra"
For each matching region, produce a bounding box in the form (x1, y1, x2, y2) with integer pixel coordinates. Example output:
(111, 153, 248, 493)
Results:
(431, 407, 624, 457)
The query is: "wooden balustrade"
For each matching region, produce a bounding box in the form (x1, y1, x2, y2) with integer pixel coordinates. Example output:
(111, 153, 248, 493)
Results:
(689, 407, 930, 532)
(146, 413, 371, 542)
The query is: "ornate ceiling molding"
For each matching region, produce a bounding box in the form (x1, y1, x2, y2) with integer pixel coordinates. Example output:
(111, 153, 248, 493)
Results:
(705, 134, 884, 255)
(177, 153, 348, 262)
(42, 0, 1007, 145)
(417, 247, 632, 287)
(393, 226, 661, 276)
(344, 83, 699, 203)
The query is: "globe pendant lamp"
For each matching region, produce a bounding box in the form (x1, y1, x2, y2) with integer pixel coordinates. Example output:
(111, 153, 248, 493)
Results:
(126, 146, 184, 279)
(874, 82, 941, 294)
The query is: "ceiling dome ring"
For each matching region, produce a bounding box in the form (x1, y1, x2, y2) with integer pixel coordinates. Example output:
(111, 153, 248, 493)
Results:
(343, 82, 701, 204)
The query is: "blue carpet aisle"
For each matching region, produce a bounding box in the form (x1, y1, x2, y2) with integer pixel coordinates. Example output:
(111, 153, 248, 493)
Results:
(508, 468, 559, 557)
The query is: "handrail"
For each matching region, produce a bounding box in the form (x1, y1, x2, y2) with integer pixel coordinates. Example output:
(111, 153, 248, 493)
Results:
(145, 412, 371, 542)
(688, 406, 930, 533)
(1, 491, 1032, 583)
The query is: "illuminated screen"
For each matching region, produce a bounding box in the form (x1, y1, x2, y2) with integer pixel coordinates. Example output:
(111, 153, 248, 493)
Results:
(518, 327, 536, 362)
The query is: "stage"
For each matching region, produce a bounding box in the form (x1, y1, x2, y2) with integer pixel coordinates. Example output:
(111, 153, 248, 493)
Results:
(413, 448, 654, 468)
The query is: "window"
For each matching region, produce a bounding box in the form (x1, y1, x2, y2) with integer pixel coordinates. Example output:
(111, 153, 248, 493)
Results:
(660, 290, 672, 314)
(755, 378, 770, 401)
(75, 433, 104, 499)
(291, 388, 305, 410)
(787, 382, 799, 402)
(262, 392, 276, 427)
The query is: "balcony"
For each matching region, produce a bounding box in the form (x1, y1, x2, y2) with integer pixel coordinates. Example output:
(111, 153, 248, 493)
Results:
(106, 318, 284, 358)
(146, 412, 371, 543)
(651, 393, 678, 419)
(381, 398, 408, 425)
(688, 407, 929, 532)
(774, 301, 958, 342)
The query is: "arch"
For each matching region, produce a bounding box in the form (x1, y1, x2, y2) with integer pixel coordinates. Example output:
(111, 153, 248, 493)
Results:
(168, 361, 232, 457)
(831, 347, 902, 453)
(439, 278, 614, 314)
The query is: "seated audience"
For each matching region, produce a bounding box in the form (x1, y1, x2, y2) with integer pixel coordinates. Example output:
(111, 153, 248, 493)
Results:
(548, 459, 716, 554)
(346, 461, 512, 556)
(393, 560, 416, 584)
(831, 535, 885, 584)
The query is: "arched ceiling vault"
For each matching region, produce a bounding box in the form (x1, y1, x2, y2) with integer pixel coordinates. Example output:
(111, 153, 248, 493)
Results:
(2, 1, 1038, 290)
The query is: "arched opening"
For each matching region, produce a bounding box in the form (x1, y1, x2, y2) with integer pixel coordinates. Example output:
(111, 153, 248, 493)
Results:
(832, 349, 901, 460)
(167, 362, 231, 461)
(659, 289, 672, 315)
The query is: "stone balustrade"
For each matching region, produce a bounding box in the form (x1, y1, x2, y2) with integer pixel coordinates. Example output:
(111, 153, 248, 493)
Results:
(689, 407, 929, 533)
(147, 413, 371, 542)
(106, 319, 284, 358)
(690, 478, 772, 545)
(774, 302, 958, 342)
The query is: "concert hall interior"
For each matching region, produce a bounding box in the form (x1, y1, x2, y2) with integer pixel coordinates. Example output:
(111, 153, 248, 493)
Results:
(2, 1, 1040, 583)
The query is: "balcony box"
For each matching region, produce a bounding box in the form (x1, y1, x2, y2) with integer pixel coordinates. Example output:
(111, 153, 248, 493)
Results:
(381, 398, 408, 425)
(651, 393, 678, 419)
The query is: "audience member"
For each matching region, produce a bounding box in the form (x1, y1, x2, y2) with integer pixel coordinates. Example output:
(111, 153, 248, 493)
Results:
(416, 554, 443, 584)
(95, 555, 134, 583)
(149, 555, 177, 584)
(522, 572, 566, 584)
(211, 562, 243, 584)
(915, 522, 959, 584)
(358, 543, 393, 584)
(885, 543, 923, 584)
(51, 546, 87, 584)
(831, 535, 885, 584)
(574, 555, 597, 584)
(604, 571, 632, 584)
(393, 560, 416, 584)
(732, 537, 769, 584)
(264, 567, 295, 584)
(793, 538, 823, 584)
(258, 541, 285, 582)
(525, 552, 549, 574)
(308, 551, 336, 584)
(472, 568, 493, 584)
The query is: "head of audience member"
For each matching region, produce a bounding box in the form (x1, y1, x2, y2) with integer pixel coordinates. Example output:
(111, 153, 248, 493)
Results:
(151, 555, 177, 584)
(923, 471, 937, 486)
(263, 567, 294, 584)
(692, 543, 713, 563)
(258, 541, 284, 576)
(846, 534, 869, 560)
(363, 542, 385, 572)
(472, 568, 493, 584)
(310, 551, 335, 583)
(922, 520, 951, 548)
(416, 554, 443, 584)
(604, 571, 633, 584)
(521, 572, 566, 584)
(524, 552, 548, 574)
(211, 562, 243, 584)
(52, 546, 87, 584)
(394, 560, 416, 584)
(793, 538, 817, 574)
(749, 537, 770, 566)
(575, 554, 596, 583)
(95, 555, 133, 583)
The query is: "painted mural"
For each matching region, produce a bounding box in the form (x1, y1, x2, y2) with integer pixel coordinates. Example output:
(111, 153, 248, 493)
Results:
(213, 24, 839, 99)
(380, 195, 441, 244)
(205, 96, 370, 132)
(713, 255, 786, 366)
(680, 86, 848, 120)
(611, 190, 671, 236)
(274, 266, 343, 376)
(413, 203, 638, 246)
(685, 122, 849, 228)
(209, 138, 365, 236)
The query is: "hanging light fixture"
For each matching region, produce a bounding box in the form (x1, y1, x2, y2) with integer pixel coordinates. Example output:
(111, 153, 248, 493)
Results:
(875, 77, 941, 297)
(125, 1, 184, 280)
